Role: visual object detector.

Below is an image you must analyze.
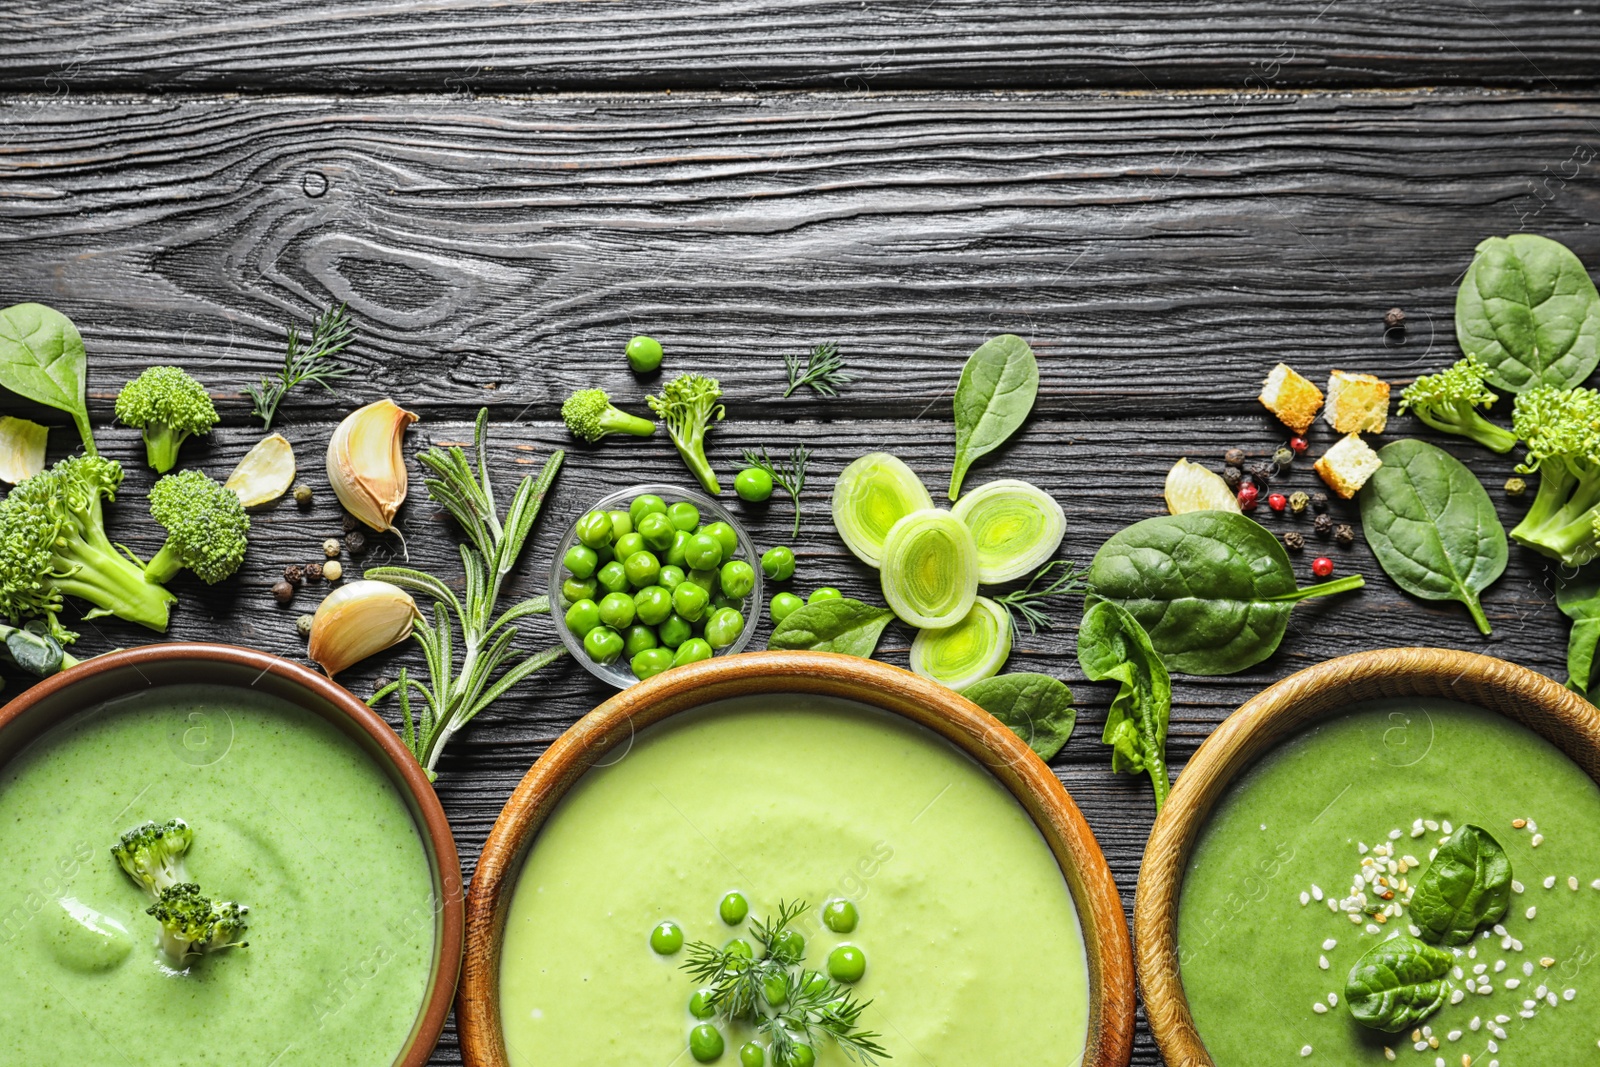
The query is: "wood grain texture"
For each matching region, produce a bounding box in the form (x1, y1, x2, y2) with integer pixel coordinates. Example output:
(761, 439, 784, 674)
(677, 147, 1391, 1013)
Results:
(3, 1, 1599, 92)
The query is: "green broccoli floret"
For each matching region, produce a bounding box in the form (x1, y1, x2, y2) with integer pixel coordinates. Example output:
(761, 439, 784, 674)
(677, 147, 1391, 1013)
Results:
(1398, 355, 1518, 454)
(646, 374, 726, 494)
(146, 882, 249, 962)
(0, 455, 175, 642)
(111, 819, 193, 899)
(114, 365, 220, 473)
(560, 388, 655, 443)
(1509, 385, 1600, 565)
(144, 470, 250, 585)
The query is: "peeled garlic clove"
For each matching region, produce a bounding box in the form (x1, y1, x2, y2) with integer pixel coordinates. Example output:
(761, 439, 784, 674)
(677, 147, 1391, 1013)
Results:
(225, 433, 296, 506)
(308, 580, 420, 677)
(0, 416, 47, 484)
(327, 399, 418, 532)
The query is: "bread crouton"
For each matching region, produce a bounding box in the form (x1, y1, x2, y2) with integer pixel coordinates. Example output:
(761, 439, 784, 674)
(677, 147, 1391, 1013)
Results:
(1259, 363, 1324, 434)
(1325, 371, 1390, 434)
(1313, 434, 1383, 498)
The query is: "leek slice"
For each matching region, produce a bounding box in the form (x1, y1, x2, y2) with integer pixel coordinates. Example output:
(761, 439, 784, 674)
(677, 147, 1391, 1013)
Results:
(879, 508, 979, 629)
(909, 596, 1012, 689)
(831, 452, 934, 568)
(950, 478, 1066, 584)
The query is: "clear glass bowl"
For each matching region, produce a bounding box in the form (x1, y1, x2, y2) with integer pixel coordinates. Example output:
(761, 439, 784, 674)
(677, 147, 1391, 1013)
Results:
(547, 483, 764, 689)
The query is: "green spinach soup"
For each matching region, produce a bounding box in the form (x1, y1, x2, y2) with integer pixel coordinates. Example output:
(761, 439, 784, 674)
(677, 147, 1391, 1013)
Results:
(499, 696, 1090, 1066)
(1180, 699, 1600, 1065)
(0, 684, 437, 1066)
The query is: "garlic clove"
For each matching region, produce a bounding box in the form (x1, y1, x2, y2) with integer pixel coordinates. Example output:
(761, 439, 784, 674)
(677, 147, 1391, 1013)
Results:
(225, 433, 296, 507)
(0, 416, 48, 484)
(307, 580, 420, 677)
(326, 399, 418, 532)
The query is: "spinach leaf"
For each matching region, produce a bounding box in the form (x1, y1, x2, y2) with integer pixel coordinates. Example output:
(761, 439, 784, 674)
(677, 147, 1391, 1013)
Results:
(948, 334, 1038, 500)
(767, 598, 894, 658)
(1359, 440, 1507, 635)
(1086, 511, 1365, 676)
(961, 673, 1076, 760)
(0, 303, 96, 454)
(1344, 935, 1454, 1032)
(3, 624, 64, 677)
(1557, 565, 1600, 693)
(1456, 233, 1600, 393)
(1076, 596, 1171, 808)
(1410, 824, 1512, 946)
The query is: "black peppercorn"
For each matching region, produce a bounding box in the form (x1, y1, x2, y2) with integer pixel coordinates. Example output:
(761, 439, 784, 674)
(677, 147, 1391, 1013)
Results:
(1249, 462, 1276, 486)
(1314, 513, 1335, 537)
(345, 529, 368, 555)
(1272, 446, 1295, 470)
(1385, 307, 1406, 329)
(1224, 448, 1247, 467)
(304, 562, 324, 582)
(271, 580, 295, 604)
(1311, 492, 1330, 513)
(341, 512, 360, 534)
(283, 564, 304, 584)
(1335, 523, 1356, 547)
(1283, 531, 1305, 552)
(1222, 466, 1244, 491)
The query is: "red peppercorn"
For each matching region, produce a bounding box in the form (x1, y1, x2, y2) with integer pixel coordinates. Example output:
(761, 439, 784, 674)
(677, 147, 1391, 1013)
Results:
(1237, 482, 1259, 509)
(1267, 492, 1287, 512)
(1311, 556, 1334, 578)
(1289, 436, 1308, 454)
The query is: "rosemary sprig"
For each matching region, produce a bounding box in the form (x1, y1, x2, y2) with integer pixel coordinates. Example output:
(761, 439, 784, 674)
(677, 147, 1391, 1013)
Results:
(246, 303, 356, 430)
(365, 410, 567, 779)
(784, 342, 852, 398)
(993, 560, 1088, 637)
(742, 445, 811, 539)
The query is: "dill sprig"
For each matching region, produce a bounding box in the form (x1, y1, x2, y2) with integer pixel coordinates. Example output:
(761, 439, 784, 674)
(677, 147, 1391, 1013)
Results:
(784, 342, 853, 398)
(246, 303, 356, 430)
(993, 560, 1088, 637)
(742, 445, 811, 539)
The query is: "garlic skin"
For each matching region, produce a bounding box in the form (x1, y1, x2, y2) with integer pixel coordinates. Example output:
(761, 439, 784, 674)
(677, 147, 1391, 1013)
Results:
(308, 580, 420, 677)
(0, 416, 47, 484)
(326, 399, 418, 532)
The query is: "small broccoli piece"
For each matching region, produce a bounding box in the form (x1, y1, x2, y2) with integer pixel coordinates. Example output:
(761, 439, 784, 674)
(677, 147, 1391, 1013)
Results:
(1398, 355, 1518, 454)
(111, 819, 193, 899)
(114, 366, 220, 474)
(144, 470, 251, 585)
(0, 455, 175, 642)
(146, 882, 249, 962)
(560, 388, 655, 443)
(646, 374, 726, 494)
(1509, 384, 1600, 565)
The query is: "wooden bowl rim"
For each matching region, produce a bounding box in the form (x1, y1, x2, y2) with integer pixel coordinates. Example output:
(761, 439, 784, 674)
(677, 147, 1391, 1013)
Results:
(459, 649, 1136, 1067)
(1133, 646, 1600, 1067)
(0, 641, 464, 1067)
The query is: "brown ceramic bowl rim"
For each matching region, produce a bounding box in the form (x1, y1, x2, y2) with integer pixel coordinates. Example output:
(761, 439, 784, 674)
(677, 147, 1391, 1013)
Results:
(1133, 646, 1600, 1067)
(0, 641, 464, 1067)
(458, 650, 1136, 1067)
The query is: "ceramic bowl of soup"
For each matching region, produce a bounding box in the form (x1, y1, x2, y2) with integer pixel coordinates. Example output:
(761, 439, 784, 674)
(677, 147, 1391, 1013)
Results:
(0, 643, 464, 1067)
(1136, 647, 1600, 1067)
(459, 651, 1135, 1067)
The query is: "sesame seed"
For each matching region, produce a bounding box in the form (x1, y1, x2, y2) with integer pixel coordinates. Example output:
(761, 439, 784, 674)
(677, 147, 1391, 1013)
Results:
(1495, 960, 1507, 972)
(1494, 1014, 1509, 1024)
(1384, 1050, 1395, 1062)
(1532, 833, 1544, 847)
(1524, 962, 1535, 976)
(1415, 1041, 1428, 1052)
(1536, 983, 1547, 997)
(1300, 1045, 1313, 1058)
(1513, 818, 1527, 828)
(1410, 925, 1423, 937)
(1425, 819, 1440, 831)
(1389, 828, 1403, 840)
(1569, 876, 1580, 891)
(1519, 1009, 1535, 1019)
(1526, 906, 1538, 920)
(1511, 938, 1524, 951)
(1506, 978, 1521, 989)
(1545, 876, 1558, 889)
(1323, 938, 1338, 950)
(1528, 819, 1539, 832)
(1475, 964, 1488, 974)
(1470, 1017, 1481, 1031)
(1450, 989, 1465, 1005)
(1591, 879, 1600, 890)
(1443, 821, 1453, 833)
(1367, 923, 1381, 935)
(1328, 992, 1338, 1006)
(1319, 955, 1330, 970)
(1312, 1002, 1328, 1014)
(1312, 884, 1324, 900)
(1547, 992, 1558, 1007)
(1429, 847, 1439, 860)
(1494, 924, 1508, 936)
(1300, 891, 1311, 906)
(1412, 826, 1427, 838)
(1564, 988, 1576, 1000)
(1541, 957, 1555, 969)
(1511, 879, 1524, 893)
(1447, 1029, 1462, 1041)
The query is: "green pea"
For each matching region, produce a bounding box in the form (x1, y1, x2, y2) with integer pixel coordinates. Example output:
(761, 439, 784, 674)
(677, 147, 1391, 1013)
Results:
(621, 624, 658, 658)
(665, 529, 692, 568)
(626, 335, 664, 373)
(629, 493, 667, 525)
(596, 560, 630, 594)
(614, 531, 646, 560)
(673, 638, 714, 667)
(719, 560, 755, 599)
(739, 1042, 765, 1067)
(772, 928, 805, 963)
(596, 592, 636, 629)
(562, 543, 599, 579)
(575, 510, 614, 549)
(800, 971, 829, 996)
(719, 892, 748, 925)
(650, 920, 683, 954)
(787, 1045, 815, 1067)
(564, 599, 601, 637)
(608, 510, 634, 539)
(658, 565, 686, 590)
(583, 625, 624, 665)
(561, 577, 597, 604)
(769, 592, 804, 623)
(734, 467, 773, 502)
(688, 988, 717, 1020)
(667, 501, 701, 531)
(808, 587, 842, 605)
(702, 521, 738, 556)
(761, 973, 788, 1007)
(623, 550, 661, 587)
(637, 511, 676, 551)
(760, 546, 795, 581)
(705, 607, 744, 649)
(827, 944, 866, 983)
(593, 543, 615, 566)
(821, 899, 858, 933)
(713, 594, 743, 613)
(723, 938, 754, 959)
(672, 582, 710, 622)
(633, 585, 673, 626)
(632, 646, 675, 680)
(658, 614, 693, 649)
(687, 568, 719, 597)
(684, 533, 724, 571)
(689, 1023, 724, 1063)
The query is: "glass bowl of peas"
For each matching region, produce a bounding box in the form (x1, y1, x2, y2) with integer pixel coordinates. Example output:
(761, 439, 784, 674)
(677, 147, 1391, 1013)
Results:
(548, 484, 764, 688)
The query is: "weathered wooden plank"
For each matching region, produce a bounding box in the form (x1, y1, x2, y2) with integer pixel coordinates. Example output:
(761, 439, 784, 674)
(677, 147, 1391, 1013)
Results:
(2, 1, 1598, 92)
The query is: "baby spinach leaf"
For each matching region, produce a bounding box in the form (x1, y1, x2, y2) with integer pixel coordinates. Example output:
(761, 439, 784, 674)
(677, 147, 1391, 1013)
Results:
(1456, 233, 1600, 393)
(767, 598, 894, 658)
(1359, 440, 1507, 635)
(1557, 565, 1600, 693)
(1086, 511, 1365, 676)
(961, 673, 1076, 761)
(1410, 824, 1512, 946)
(948, 334, 1038, 500)
(1076, 596, 1171, 809)
(1344, 935, 1454, 1032)
(0, 303, 96, 455)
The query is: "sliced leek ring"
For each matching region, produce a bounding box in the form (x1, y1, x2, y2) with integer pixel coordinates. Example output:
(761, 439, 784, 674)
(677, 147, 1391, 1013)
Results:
(950, 478, 1066, 584)
(831, 452, 934, 568)
(879, 508, 979, 629)
(909, 596, 1012, 690)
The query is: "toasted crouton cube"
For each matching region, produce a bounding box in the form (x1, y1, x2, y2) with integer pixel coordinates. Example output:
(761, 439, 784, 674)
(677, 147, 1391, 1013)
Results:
(1325, 371, 1390, 434)
(1313, 434, 1383, 498)
(1259, 363, 1324, 434)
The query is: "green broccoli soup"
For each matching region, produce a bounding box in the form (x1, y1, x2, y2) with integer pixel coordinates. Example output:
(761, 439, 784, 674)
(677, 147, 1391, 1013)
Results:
(499, 696, 1091, 1066)
(0, 684, 437, 1066)
(1179, 699, 1600, 1066)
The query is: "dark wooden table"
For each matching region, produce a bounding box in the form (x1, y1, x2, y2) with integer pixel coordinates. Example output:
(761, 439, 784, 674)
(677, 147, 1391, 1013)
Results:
(3, 5, 1597, 1063)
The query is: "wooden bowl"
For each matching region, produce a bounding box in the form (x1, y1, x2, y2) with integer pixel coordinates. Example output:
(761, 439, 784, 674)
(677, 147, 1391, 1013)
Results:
(459, 650, 1136, 1067)
(0, 643, 464, 1067)
(1134, 647, 1600, 1067)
